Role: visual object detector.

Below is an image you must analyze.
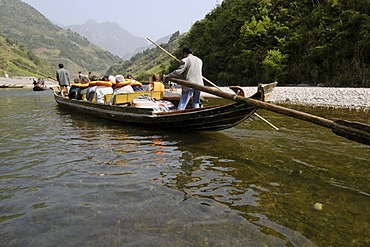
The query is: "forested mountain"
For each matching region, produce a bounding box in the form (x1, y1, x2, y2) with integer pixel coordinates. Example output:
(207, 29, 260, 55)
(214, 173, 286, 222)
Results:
(0, 35, 54, 77)
(1, 0, 368, 87)
(67, 20, 148, 60)
(177, 0, 370, 87)
(0, 0, 122, 78)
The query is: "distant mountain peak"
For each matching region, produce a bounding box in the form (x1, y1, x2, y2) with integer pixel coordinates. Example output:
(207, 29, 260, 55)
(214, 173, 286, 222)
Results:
(67, 21, 151, 59)
(84, 19, 98, 26)
(0, 0, 122, 76)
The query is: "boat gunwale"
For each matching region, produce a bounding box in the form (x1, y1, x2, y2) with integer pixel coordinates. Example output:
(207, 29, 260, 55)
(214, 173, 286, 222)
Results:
(52, 82, 275, 131)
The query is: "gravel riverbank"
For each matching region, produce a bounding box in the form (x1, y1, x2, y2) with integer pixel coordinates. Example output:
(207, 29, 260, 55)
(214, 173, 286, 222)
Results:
(269, 87, 369, 111)
(203, 86, 370, 111)
(1, 77, 369, 111)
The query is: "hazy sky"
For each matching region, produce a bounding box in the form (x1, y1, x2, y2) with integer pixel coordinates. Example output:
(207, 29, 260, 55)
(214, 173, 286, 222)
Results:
(21, 0, 222, 41)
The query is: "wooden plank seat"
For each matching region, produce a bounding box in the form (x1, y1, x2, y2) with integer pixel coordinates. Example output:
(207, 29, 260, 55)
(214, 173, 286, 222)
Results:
(104, 93, 112, 103)
(106, 91, 163, 105)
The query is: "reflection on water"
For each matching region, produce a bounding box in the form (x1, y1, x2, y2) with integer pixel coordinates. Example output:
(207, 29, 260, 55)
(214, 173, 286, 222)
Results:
(0, 89, 369, 246)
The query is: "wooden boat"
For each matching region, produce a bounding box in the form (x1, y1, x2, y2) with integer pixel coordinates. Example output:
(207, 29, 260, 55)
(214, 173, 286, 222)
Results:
(53, 82, 277, 131)
(170, 77, 370, 145)
(33, 85, 47, 91)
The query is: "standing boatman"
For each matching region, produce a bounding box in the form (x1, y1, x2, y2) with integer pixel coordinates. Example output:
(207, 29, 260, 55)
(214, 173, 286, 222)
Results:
(56, 63, 71, 97)
(164, 47, 203, 110)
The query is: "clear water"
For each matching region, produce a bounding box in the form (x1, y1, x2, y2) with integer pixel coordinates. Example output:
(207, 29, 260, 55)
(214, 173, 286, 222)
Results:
(0, 89, 369, 246)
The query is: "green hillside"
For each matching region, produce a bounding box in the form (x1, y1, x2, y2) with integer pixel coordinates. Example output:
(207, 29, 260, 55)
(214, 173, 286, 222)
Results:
(179, 0, 370, 87)
(0, 35, 54, 78)
(1, 0, 368, 87)
(0, 0, 122, 78)
(109, 0, 370, 87)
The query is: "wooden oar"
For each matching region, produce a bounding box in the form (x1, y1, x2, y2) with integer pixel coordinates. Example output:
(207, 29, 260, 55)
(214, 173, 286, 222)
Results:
(254, 112, 279, 131)
(147, 37, 279, 130)
(169, 77, 370, 146)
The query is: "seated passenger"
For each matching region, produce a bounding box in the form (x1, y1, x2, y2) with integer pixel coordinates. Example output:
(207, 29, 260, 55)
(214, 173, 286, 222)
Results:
(69, 78, 81, 99)
(127, 74, 143, 91)
(108, 75, 117, 89)
(94, 75, 114, 104)
(77, 76, 90, 100)
(86, 75, 98, 101)
(38, 78, 45, 87)
(147, 73, 164, 93)
(108, 75, 134, 105)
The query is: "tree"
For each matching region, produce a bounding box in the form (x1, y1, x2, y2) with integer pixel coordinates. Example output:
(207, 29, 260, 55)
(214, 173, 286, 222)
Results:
(178, 0, 370, 87)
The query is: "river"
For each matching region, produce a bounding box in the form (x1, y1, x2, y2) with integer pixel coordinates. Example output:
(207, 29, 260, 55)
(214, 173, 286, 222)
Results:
(0, 89, 369, 246)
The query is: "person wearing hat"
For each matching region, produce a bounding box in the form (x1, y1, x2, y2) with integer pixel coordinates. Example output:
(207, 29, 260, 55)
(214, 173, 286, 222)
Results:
(108, 75, 134, 105)
(94, 75, 114, 104)
(164, 47, 203, 110)
(77, 75, 90, 100)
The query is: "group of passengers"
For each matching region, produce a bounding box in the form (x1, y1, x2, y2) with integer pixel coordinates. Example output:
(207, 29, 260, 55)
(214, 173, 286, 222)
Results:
(57, 47, 201, 110)
(32, 78, 46, 88)
(68, 73, 165, 105)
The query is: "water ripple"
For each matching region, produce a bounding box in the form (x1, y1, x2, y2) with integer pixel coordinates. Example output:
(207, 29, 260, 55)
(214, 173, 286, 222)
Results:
(1, 90, 369, 246)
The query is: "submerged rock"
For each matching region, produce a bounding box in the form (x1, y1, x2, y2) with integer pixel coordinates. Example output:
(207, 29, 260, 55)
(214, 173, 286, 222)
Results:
(314, 202, 323, 211)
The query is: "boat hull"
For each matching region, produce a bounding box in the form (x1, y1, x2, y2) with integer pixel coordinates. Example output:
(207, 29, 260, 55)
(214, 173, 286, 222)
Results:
(54, 94, 257, 131)
(33, 86, 46, 91)
(53, 83, 276, 131)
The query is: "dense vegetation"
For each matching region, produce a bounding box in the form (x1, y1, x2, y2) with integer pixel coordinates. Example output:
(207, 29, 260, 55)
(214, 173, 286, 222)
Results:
(0, 35, 54, 78)
(0, 0, 122, 78)
(178, 0, 370, 87)
(1, 0, 368, 87)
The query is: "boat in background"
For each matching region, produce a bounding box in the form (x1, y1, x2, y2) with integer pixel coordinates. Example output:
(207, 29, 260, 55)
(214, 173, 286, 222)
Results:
(53, 82, 277, 131)
(33, 84, 47, 91)
(32, 78, 47, 91)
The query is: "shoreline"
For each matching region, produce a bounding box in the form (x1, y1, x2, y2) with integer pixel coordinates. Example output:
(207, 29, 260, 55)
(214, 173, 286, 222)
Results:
(202, 86, 370, 111)
(0, 77, 58, 89)
(1, 77, 369, 111)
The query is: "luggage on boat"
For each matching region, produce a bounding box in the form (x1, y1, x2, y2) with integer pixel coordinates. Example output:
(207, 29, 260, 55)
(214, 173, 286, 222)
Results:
(132, 95, 175, 112)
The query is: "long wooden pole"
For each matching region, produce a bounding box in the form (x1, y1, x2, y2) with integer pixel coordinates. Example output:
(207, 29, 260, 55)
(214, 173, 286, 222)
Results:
(147, 37, 222, 90)
(10, 59, 57, 82)
(254, 113, 279, 131)
(147, 37, 279, 130)
(169, 77, 370, 145)
(147, 38, 180, 62)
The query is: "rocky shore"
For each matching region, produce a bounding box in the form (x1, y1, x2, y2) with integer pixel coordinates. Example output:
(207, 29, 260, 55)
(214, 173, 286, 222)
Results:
(0, 77, 57, 89)
(269, 87, 369, 111)
(1, 77, 369, 111)
(203, 86, 369, 111)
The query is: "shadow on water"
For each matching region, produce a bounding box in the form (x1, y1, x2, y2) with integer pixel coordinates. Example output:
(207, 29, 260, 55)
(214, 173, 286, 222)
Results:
(1, 90, 369, 246)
